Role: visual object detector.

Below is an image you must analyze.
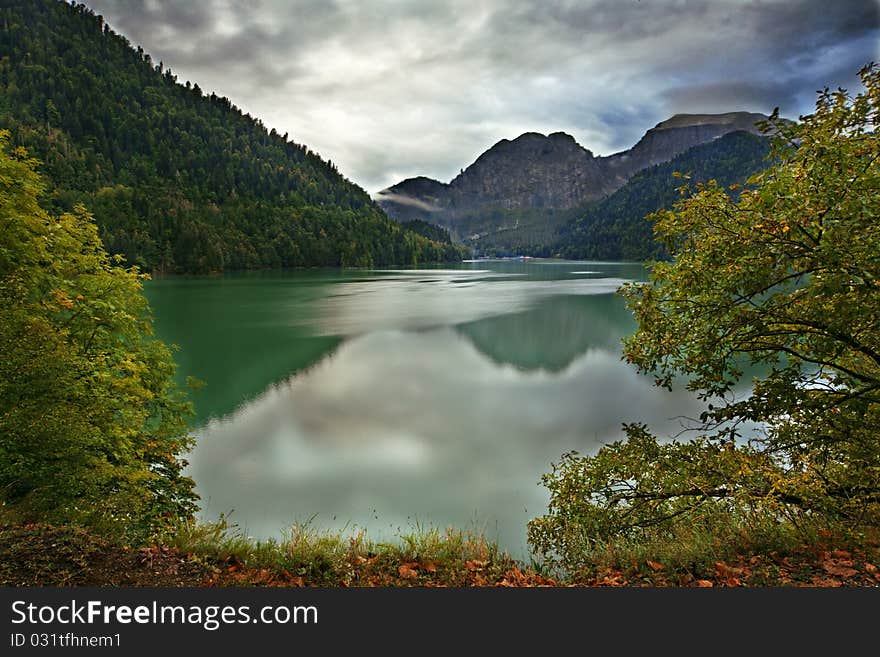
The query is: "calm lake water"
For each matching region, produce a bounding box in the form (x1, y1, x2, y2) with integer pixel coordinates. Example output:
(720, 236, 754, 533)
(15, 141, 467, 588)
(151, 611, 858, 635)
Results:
(145, 260, 711, 555)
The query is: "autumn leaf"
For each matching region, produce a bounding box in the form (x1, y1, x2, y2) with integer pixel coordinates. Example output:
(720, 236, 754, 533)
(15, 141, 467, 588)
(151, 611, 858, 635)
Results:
(812, 576, 842, 587)
(398, 563, 419, 579)
(465, 559, 487, 571)
(694, 580, 714, 587)
(281, 570, 305, 587)
(822, 561, 858, 578)
(500, 567, 526, 586)
(646, 560, 665, 572)
(714, 561, 744, 583)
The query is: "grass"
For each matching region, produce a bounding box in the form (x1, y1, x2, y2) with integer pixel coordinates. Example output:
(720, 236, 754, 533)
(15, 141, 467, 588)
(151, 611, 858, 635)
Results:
(163, 515, 517, 586)
(2, 507, 877, 587)
(563, 513, 814, 577)
(156, 512, 880, 587)
(528, 509, 880, 586)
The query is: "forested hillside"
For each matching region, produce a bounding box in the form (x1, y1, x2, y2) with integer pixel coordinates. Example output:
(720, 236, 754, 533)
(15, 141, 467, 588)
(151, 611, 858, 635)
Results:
(0, 0, 463, 273)
(399, 219, 456, 245)
(555, 131, 771, 260)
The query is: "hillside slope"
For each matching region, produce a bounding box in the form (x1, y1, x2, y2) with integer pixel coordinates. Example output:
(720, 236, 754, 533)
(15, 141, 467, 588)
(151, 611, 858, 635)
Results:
(555, 130, 772, 260)
(0, 0, 463, 273)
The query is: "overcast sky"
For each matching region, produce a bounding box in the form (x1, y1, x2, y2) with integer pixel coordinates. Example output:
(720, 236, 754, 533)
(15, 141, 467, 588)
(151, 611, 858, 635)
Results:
(84, 0, 879, 192)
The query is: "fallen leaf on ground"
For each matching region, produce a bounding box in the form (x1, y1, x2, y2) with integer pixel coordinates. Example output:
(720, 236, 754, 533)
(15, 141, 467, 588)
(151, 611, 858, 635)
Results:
(822, 560, 858, 578)
(714, 561, 744, 578)
(398, 563, 419, 579)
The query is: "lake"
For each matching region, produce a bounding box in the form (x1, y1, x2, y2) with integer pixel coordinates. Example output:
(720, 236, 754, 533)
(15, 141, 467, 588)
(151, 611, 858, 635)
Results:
(144, 259, 711, 555)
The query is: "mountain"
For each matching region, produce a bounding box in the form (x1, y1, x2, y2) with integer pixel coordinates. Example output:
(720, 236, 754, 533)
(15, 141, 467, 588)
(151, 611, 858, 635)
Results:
(377, 176, 450, 222)
(442, 131, 616, 213)
(376, 112, 770, 252)
(600, 112, 770, 184)
(398, 219, 456, 244)
(0, 0, 464, 273)
(555, 130, 772, 261)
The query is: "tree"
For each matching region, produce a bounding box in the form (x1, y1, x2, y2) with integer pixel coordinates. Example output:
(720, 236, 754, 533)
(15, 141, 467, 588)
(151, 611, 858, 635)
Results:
(0, 131, 197, 539)
(0, 0, 465, 274)
(529, 64, 880, 569)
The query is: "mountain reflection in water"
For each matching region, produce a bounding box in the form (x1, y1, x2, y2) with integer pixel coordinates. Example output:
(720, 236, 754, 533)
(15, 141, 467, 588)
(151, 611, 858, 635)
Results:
(146, 261, 710, 555)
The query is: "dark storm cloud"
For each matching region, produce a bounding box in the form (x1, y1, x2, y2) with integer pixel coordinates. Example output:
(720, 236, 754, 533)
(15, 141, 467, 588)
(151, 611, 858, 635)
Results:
(664, 80, 803, 116)
(657, 0, 880, 116)
(84, 0, 879, 191)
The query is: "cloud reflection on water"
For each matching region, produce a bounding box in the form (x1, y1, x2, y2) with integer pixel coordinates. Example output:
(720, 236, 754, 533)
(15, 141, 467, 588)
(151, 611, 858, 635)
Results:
(191, 326, 707, 555)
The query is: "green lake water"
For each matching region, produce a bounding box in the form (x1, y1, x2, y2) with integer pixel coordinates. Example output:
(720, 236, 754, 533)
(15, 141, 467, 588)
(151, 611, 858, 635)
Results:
(145, 259, 711, 555)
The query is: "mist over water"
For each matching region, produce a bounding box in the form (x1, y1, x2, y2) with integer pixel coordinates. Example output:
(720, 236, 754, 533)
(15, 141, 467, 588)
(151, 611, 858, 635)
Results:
(145, 261, 712, 555)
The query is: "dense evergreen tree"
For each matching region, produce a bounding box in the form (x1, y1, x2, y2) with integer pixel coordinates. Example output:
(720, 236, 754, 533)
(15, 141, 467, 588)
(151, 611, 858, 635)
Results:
(0, 0, 464, 273)
(399, 219, 455, 244)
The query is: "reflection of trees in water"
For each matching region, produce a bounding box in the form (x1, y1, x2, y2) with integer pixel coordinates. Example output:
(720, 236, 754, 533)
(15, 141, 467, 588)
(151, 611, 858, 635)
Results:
(455, 294, 636, 372)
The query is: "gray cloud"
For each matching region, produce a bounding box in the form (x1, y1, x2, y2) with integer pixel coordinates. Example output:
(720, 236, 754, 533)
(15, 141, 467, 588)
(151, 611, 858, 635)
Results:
(85, 0, 879, 191)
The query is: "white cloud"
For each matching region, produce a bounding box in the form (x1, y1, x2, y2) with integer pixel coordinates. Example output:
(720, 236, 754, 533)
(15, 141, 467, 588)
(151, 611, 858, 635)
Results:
(85, 0, 879, 191)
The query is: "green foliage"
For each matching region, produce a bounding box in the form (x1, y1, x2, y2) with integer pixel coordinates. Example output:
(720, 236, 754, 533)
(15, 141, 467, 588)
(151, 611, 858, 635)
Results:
(460, 207, 569, 257)
(399, 219, 454, 244)
(555, 131, 772, 260)
(530, 64, 880, 570)
(167, 516, 507, 586)
(527, 425, 804, 573)
(0, 132, 197, 539)
(0, 0, 463, 273)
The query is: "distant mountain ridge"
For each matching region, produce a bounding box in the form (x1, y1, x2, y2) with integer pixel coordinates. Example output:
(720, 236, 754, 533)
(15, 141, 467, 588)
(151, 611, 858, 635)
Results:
(376, 112, 770, 245)
(600, 111, 769, 183)
(555, 130, 773, 261)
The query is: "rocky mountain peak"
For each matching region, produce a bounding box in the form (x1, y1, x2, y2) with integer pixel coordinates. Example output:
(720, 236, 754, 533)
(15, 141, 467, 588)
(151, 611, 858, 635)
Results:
(485, 131, 592, 157)
(376, 111, 774, 232)
(653, 111, 769, 132)
(602, 111, 771, 180)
